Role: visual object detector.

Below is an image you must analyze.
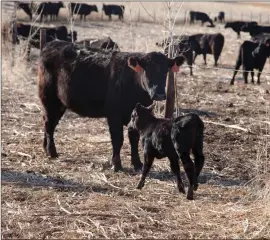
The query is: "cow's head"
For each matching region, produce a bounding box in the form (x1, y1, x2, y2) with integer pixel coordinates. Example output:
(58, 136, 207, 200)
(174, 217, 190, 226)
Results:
(58, 2, 64, 8)
(128, 52, 185, 101)
(224, 22, 230, 28)
(128, 103, 155, 131)
(102, 4, 106, 10)
(92, 5, 98, 12)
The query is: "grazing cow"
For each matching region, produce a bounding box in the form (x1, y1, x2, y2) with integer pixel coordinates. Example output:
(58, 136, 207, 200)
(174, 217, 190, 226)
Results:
(192, 33, 224, 66)
(214, 11, 225, 23)
(38, 41, 185, 172)
(37, 2, 65, 22)
(102, 4, 125, 21)
(241, 24, 270, 37)
(17, 2, 32, 20)
(128, 103, 205, 200)
(70, 3, 98, 21)
(224, 21, 258, 38)
(189, 11, 215, 27)
(156, 35, 193, 75)
(77, 37, 120, 50)
(230, 39, 270, 85)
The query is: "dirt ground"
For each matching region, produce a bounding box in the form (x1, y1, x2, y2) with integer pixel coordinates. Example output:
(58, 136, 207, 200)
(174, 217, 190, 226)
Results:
(2, 2, 270, 239)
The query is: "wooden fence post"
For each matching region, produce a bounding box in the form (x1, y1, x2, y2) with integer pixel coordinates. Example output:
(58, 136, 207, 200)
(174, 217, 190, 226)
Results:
(40, 28, 46, 52)
(11, 2, 17, 66)
(164, 35, 175, 118)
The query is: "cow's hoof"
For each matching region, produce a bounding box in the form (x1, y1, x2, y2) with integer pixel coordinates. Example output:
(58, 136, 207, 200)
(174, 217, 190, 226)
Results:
(187, 195, 194, 200)
(178, 185, 186, 194)
(133, 161, 143, 172)
(112, 164, 123, 172)
(48, 148, 58, 158)
(194, 184, 198, 191)
(136, 181, 144, 190)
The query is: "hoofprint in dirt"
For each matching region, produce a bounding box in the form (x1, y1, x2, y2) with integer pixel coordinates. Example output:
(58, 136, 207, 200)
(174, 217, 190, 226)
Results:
(2, 13, 270, 240)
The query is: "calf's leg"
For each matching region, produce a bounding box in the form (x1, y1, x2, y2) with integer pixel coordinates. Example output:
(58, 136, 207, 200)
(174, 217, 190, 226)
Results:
(137, 154, 154, 190)
(169, 157, 185, 194)
(243, 68, 249, 84)
(230, 60, 241, 85)
(107, 117, 124, 172)
(128, 127, 143, 171)
(192, 133, 205, 191)
(251, 70, 255, 84)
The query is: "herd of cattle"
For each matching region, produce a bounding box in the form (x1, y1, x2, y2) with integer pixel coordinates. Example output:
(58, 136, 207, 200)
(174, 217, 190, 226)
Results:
(4, 3, 270, 200)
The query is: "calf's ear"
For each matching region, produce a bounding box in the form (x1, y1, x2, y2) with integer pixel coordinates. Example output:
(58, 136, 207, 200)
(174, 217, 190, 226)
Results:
(128, 57, 144, 73)
(168, 55, 185, 72)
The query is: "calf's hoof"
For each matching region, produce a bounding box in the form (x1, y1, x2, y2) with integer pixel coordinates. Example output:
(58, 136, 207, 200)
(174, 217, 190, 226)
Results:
(193, 183, 199, 191)
(111, 156, 123, 172)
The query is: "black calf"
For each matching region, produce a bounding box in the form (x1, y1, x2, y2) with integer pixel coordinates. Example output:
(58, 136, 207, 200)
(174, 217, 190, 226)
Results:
(128, 103, 205, 200)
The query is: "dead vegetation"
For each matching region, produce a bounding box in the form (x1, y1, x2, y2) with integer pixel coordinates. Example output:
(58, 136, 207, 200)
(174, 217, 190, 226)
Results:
(2, 2, 270, 239)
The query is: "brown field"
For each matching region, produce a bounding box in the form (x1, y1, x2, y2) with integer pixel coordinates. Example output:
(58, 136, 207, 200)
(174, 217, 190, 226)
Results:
(2, 2, 270, 239)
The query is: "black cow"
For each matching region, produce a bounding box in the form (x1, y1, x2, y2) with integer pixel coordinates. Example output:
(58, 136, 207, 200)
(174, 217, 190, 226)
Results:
(37, 2, 64, 22)
(70, 3, 98, 21)
(214, 11, 225, 23)
(192, 33, 224, 66)
(156, 35, 193, 75)
(224, 21, 258, 38)
(17, 2, 32, 20)
(241, 24, 270, 37)
(189, 11, 214, 27)
(38, 40, 185, 172)
(77, 37, 120, 51)
(230, 39, 270, 85)
(128, 103, 205, 200)
(15, 23, 74, 59)
(102, 4, 125, 21)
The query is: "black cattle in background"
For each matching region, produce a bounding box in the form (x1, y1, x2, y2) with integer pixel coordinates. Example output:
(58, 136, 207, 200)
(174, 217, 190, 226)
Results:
(189, 11, 215, 27)
(214, 11, 225, 23)
(77, 37, 120, 51)
(224, 21, 258, 38)
(231, 39, 270, 85)
(102, 4, 125, 21)
(70, 3, 98, 21)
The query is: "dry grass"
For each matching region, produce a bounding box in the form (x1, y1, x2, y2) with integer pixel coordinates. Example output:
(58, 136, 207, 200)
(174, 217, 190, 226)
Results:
(2, 2, 270, 239)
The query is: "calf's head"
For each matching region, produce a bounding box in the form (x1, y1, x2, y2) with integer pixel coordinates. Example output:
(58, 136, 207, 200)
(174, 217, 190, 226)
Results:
(92, 5, 98, 12)
(128, 52, 185, 101)
(128, 103, 155, 131)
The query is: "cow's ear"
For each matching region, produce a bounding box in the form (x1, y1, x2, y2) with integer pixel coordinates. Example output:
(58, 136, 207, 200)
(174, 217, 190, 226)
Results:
(128, 57, 144, 73)
(168, 55, 185, 72)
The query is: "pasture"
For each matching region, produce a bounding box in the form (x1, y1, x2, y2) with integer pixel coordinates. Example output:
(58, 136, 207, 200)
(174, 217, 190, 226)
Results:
(2, 2, 270, 239)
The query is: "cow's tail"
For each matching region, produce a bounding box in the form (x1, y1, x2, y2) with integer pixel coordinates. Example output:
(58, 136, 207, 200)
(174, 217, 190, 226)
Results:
(213, 34, 225, 62)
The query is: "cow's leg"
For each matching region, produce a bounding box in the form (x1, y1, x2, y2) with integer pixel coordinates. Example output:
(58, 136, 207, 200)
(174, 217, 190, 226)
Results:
(80, 14, 82, 21)
(257, 69, 262, 85)
(192, 134, 205, 191)
(203, 53, 207, 65)
(243, 68, 249, 84)
(169, 157, 185, 194)
(137, 153, 154, 190)
(230, 61, 241, 85)
(107, 117, 124, 172)
(193, 53, 198, 64)
(251, 70, 255, 84)
(42, 100, 66, 158)
(188, 53, 193, 76)
(237, 32, 241, 39)
(109, 15, 112, 21)
(128, 127, 143, 171)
